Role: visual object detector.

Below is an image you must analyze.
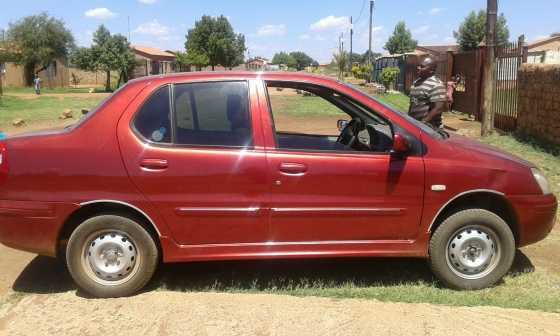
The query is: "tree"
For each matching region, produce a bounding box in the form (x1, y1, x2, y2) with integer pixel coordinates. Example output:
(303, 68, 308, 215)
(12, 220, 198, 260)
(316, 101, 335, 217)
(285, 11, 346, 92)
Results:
(185, 15, 246, 70)
(361, 50, 382, 64)
(289, 51, 315, 71)
(384, 22, 417, 55)
(380, 67, 400, 90)
(71, 25, 135, 91)
(454, 10, 510, 51)
(6, 13, 74, 85)
(272, 52, 296, 68)
(332, 51, 349, 80)
(176, 50, 209, 71)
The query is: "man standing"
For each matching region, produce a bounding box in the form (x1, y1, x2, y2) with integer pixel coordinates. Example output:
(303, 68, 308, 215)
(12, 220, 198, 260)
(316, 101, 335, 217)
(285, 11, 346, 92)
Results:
(408, 57, 447, 128)
(33, 74, 41, 95)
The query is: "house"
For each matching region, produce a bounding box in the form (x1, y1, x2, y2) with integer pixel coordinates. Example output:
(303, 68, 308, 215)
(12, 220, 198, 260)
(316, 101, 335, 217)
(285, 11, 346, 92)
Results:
(132, 45, 177, 78)
(245, 57, 268, 71)
(527, 35, 560, 64)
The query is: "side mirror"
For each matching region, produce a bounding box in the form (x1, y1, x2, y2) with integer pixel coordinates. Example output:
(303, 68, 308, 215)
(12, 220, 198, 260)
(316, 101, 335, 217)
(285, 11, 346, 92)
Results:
(337, 119, 349, 132)
(392, 133, 410, 155)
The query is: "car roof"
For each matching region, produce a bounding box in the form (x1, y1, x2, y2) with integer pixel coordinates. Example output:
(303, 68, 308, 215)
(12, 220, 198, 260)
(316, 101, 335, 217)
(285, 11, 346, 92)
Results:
(128, 71, 344, 86)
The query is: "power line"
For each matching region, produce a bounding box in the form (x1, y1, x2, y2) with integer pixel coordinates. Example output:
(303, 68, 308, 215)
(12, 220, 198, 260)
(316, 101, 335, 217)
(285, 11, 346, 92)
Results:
(353, 0, 367, 26)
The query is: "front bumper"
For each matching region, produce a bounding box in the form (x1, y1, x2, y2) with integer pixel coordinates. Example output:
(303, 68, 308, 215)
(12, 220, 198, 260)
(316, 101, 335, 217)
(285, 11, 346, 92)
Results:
(0, 200, 79, 256)
(509, 194, 558, 247)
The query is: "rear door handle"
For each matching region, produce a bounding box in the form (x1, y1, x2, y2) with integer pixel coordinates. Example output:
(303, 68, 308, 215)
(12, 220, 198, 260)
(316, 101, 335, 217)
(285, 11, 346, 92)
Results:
(140, 159, 168, 170)
(279, 162, 307, 176)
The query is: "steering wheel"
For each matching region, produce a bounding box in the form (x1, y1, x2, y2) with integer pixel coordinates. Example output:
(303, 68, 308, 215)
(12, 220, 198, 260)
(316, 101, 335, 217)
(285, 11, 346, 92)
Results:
(337, 118, 361, 149)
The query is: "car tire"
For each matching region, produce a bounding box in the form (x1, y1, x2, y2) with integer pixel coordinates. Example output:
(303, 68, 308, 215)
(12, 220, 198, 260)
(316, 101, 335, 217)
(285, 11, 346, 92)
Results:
(66, 214, 159, 298)
(429, 209, 515, 290)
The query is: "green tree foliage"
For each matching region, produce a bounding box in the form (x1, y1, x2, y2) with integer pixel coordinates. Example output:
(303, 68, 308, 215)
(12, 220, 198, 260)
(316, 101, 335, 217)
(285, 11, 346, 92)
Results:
(362, 50, 382, 64)
(332, 51, 349, 80)
(6, 13, 74, 85)
(185, 15, 246, 70)
(384, 22, 417, 55)
(454, 10, 510, 51)
(351, 64, 373, 80)
(175, 50, 209, 71)
(271, 52, 296, 68)
(380, 67, 400, 90)
(71, 25, 135, 91)
(289, 51, 315, 71)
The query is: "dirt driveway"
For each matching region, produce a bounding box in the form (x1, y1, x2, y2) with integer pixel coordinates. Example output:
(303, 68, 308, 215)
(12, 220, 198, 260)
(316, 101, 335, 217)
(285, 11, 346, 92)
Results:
(1, 289, 559, 336)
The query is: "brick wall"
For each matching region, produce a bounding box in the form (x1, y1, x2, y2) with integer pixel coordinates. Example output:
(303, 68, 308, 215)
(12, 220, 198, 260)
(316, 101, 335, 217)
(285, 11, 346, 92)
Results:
(517, 64, 560, 146)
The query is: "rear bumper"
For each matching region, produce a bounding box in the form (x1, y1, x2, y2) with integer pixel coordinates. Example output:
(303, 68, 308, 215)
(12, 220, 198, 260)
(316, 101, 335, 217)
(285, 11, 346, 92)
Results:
(509, 194, 558, 247)
(0, 200, 79, 256)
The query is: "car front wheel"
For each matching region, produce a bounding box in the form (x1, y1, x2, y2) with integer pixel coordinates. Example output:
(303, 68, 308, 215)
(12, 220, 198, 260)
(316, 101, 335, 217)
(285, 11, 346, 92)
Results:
(429, 209, 516, 290)
(66, 214, 159, 298)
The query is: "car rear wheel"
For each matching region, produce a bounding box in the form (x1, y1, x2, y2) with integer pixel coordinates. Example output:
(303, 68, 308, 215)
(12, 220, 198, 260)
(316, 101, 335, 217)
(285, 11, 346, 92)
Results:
(429, 209, 515, 290)
(66, 215, 159, 298)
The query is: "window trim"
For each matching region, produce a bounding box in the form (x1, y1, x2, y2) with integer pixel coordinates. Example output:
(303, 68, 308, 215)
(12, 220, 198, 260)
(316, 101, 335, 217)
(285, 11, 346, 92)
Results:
(131, 80, 256, 151)
(264, 81, 394, 156)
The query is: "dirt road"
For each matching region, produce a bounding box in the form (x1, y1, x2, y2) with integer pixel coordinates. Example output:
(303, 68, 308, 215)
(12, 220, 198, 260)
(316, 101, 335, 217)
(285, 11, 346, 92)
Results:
(1, 290, 559, 336)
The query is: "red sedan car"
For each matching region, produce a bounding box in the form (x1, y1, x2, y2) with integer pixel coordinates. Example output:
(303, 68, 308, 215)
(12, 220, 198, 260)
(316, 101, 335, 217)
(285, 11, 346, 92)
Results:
(0, 72, 556, 297)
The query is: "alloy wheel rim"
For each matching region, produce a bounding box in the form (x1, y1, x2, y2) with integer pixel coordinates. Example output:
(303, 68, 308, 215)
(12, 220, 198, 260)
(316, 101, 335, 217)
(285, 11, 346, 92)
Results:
(445, 225, 501, 280)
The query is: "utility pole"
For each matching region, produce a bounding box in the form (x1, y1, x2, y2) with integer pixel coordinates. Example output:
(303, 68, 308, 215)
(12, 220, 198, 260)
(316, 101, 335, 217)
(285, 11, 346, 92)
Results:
(368, 0, 375, 65)
(349, 16, 353, 73)
(481, 0, 497, 137)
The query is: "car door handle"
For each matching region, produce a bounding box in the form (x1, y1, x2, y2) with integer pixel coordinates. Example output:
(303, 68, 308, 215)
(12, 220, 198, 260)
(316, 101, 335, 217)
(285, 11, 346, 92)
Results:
(140, 159, 168, 170)
(279, 162, 307, 176)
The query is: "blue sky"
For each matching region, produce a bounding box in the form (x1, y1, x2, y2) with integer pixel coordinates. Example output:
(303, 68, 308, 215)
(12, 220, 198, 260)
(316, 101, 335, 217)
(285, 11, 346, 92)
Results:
(0, 0, 558, 63)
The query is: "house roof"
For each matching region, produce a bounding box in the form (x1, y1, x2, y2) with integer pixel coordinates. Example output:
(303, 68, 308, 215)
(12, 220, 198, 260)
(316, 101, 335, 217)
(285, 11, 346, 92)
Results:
(415, 45, 459, 55)
(132, 45, 176, 58)
(528, 35, 560, 50)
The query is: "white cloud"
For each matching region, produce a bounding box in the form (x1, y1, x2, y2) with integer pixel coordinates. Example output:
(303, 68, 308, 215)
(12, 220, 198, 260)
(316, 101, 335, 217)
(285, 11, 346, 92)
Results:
(310, 15, 350, 31)
(413, 25, 430, 35)
(138, 0, 158, 4)
(429, 7, 444, 15)
(85, 8, 117, 20)
(299, 34, 311, 40)
(257, 24, 286, 37)
(444, 36, 455, 43)
(134, 20, 170, 37)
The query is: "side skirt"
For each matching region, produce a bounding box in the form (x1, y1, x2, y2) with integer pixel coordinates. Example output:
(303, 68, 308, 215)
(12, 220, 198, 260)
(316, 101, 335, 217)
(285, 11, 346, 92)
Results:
(160, 237, 428, 263)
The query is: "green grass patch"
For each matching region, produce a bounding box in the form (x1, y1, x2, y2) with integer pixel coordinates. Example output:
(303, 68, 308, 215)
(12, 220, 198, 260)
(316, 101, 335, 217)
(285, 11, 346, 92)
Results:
(0, 95, 106, 128)
(154, 254, 560, 313)
(2, 87, 107, 94)
(269, 94, 346, 117)
(373, 93, 410, 113)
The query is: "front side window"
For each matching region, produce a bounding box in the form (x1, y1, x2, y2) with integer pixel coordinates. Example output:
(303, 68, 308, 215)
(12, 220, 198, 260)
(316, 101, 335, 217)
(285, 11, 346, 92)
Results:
(266, 82, 393, 153)
(134, 85, 171, 143)
(173, 81, 252, 147)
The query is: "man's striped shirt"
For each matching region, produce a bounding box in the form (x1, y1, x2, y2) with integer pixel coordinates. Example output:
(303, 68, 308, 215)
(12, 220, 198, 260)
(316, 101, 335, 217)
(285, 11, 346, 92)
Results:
(408, 75, 447, 127)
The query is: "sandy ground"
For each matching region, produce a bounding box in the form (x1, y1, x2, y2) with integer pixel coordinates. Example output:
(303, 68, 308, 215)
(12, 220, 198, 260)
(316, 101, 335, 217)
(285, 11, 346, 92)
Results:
(1, 290, 559, 336)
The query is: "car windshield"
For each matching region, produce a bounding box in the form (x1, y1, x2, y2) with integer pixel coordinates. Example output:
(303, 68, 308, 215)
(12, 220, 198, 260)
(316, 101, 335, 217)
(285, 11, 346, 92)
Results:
(343, 82, 447, 140)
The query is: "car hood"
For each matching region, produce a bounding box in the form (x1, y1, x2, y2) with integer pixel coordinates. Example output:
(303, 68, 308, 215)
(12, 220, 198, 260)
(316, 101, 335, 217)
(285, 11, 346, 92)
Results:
(445, 133, 534, 168)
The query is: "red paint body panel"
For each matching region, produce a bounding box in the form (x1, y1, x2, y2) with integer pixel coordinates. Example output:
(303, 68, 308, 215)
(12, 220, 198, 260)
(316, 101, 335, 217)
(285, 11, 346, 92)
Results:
(0, 71, 556, 263)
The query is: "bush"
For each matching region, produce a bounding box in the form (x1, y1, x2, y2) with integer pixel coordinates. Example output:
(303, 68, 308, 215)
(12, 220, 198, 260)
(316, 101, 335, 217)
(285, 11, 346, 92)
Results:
(380, 67, 400, 90)
(351, 64, 373, 81)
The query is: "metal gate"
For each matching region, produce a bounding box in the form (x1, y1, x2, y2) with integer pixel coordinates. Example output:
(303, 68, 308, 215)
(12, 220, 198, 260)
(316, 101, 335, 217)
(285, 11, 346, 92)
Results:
(451, 49, 484, 119)
(492, 37, 527, 132)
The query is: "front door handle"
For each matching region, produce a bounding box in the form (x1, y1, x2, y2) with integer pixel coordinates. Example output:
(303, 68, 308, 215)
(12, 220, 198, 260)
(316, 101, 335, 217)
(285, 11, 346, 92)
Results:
(279, 162, 307, 176)
(140, 159, 168, 170)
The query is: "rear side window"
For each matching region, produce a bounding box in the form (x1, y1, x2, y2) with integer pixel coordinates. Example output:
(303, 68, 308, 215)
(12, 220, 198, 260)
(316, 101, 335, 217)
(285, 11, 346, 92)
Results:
(134, 85, 171, 143)
(173, 81, 252, 147)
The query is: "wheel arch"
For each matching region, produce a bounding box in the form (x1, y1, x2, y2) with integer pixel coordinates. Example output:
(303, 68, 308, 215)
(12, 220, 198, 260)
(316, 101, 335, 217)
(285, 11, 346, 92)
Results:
(57, 200, 162, 258)
(428, 190, 519, 245)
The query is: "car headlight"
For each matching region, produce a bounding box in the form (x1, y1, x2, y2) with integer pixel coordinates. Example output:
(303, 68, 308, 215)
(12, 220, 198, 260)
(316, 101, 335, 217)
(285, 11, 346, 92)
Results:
(531, 168, 551, 195)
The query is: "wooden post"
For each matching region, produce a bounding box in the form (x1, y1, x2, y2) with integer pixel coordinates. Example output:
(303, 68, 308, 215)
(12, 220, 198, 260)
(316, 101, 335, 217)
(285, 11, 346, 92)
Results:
(481, 0, 497, 137)
(446, 50, 454, 82)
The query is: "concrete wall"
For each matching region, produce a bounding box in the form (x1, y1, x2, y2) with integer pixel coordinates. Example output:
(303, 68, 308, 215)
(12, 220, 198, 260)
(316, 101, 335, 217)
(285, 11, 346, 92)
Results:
(517, 64, 560, 146)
